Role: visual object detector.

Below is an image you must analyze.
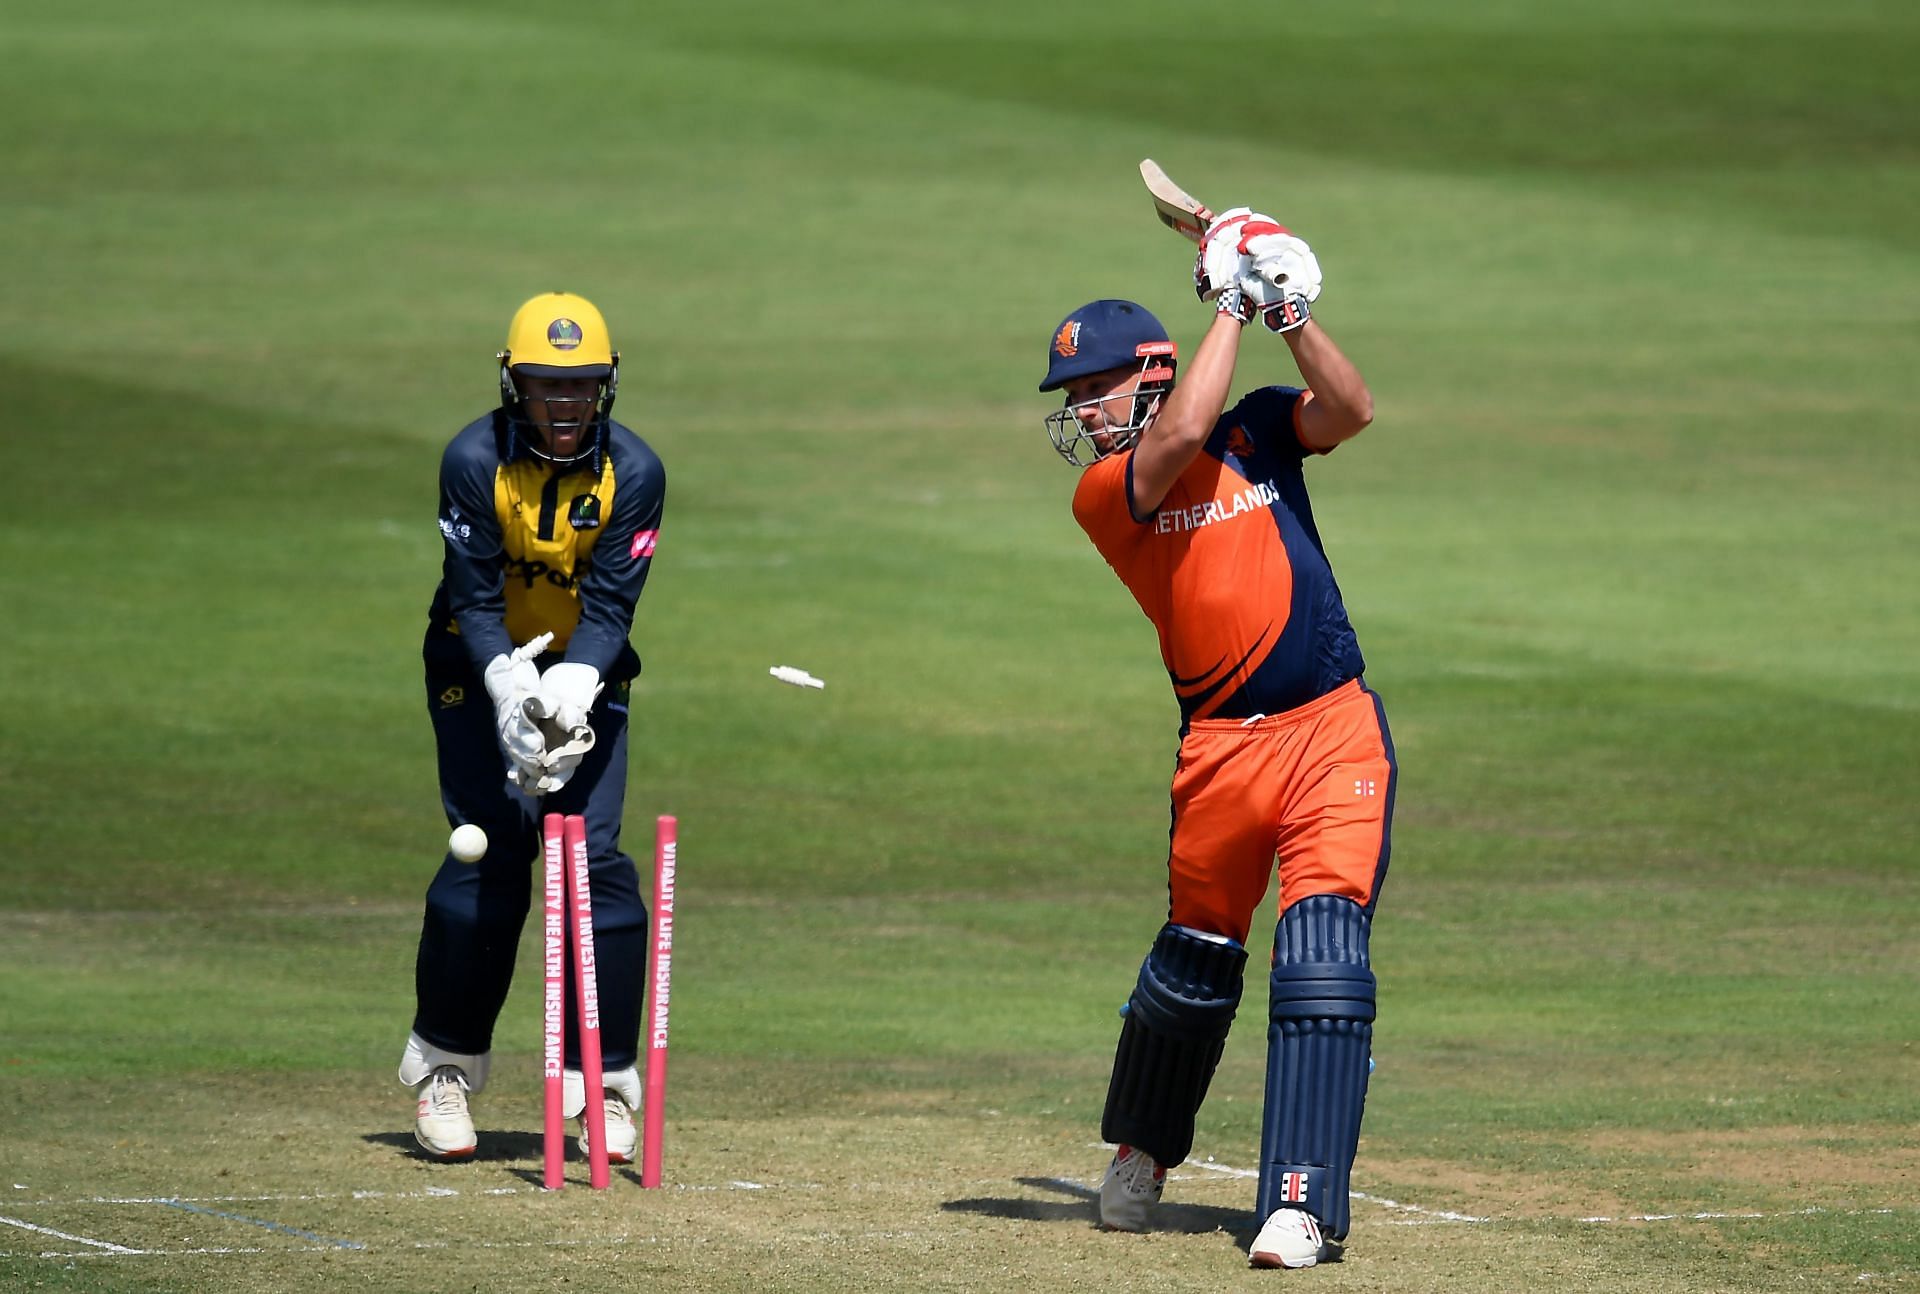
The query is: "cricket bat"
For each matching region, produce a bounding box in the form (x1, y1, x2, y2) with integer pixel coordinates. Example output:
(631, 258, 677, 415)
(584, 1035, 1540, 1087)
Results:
(1139, 158, 1213, 244)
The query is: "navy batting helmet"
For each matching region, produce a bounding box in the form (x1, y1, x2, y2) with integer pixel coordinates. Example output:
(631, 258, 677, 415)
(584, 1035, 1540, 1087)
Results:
(1038, 299, 1176, 392)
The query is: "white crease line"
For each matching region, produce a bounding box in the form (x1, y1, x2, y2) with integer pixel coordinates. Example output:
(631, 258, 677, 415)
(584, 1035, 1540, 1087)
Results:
(1182, 1159, 1256, 1180)
(1350, 1191, 1491, 1223)
(1180, 1164, 1491, 1223)
(0, 1215, 140, 1253)
(154, 1197, 363, 1250)
(21, 1235, 685, 1259)
(1141, 1156, 1912, 1229)
(400, 1236, 668, 1251)
(1572, 1206, 1897, 1226)
(1033, 1177, 1092, 1194)
(11, 1171, 1909, 1264)
(6, 1247, 274, 1259)
(19, 1181, 798, 1210)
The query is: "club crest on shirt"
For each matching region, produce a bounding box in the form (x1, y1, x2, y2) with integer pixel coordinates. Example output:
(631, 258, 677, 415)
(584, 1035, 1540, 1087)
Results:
(568, 493, 602, 531)
(1225, 425, 1255, 459)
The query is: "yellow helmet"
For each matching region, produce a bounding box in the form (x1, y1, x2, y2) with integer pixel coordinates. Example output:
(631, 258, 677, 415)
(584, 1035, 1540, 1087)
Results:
(500, 291, 616, 377)
(496, 291, 620, 463)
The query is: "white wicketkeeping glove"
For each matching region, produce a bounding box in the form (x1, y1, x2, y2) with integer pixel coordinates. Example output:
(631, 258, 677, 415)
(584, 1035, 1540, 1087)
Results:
(538, 662, 603, 733)
(483, 632, 553, 791)
(1192, 206, 1256, 302)
(532, 661, 603, 793)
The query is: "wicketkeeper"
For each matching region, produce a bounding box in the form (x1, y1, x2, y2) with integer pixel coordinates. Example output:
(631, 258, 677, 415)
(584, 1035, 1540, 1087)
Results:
(399, 291, 666, 1164)
(1039, 213, 1395, 1269)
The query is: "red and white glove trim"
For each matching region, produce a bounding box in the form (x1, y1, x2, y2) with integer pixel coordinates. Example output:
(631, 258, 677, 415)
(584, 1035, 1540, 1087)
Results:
(1193, 206, 1256, 301)
(1262, 296, 1312, 333)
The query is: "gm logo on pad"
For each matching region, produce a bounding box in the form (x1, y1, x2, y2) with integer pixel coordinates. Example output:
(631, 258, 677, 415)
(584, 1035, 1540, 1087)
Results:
(547, 318, 584, 349)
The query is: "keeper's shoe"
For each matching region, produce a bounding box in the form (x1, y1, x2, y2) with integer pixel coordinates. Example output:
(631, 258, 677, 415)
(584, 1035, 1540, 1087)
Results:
(1098, 1145, 1166, 1232)
(581, 1092, 639, 1164)
(1249, 1207, 1327, 1269)
(569, 1065, 641, 1164)
(412, 1065, 477, 1160)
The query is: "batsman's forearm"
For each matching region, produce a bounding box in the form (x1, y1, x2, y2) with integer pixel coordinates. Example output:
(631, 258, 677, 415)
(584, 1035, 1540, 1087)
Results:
(1148, 314, 1241, 453)
(1286, 321, 1373, 442)
(1130, 315, 1242, 515)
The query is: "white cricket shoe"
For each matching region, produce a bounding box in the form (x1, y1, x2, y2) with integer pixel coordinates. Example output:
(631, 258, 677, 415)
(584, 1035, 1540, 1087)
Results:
(1098, 1145, 1165, 1232)
(568, 1065, 641, 1164)
(581, 1092, 638, 1164)
(1250, 1207, 1326, 1269)
(412, 1065, 476, 1160)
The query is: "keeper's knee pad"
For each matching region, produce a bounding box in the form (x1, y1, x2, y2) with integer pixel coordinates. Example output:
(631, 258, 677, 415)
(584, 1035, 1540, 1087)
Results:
(1257, 895, 1375, 1239)
(1101, 924, 1247, 1168)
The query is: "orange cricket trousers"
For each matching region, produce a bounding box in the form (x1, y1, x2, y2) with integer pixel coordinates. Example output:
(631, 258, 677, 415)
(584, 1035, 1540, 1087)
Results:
(1166, 679, 1396, 945)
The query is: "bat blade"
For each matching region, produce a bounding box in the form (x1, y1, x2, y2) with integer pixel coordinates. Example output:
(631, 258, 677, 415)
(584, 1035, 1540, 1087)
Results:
(1139, 158, 1213, 243)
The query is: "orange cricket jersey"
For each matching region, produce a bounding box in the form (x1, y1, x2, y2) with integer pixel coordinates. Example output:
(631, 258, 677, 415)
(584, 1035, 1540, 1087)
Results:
(1073, 386, 1392, 931)
(1073, 386, 1366, 727)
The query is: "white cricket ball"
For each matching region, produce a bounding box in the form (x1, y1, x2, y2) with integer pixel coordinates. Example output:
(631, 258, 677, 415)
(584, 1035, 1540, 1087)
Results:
(449, 823, 488, 864)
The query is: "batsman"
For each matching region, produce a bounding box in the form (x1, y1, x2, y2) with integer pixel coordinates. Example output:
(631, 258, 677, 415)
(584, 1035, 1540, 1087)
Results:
(399, 291, 666, 1165)
(1039, 208, 1394, 1268)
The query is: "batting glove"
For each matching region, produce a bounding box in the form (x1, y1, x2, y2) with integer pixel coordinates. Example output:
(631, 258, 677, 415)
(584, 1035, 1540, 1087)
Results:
(1231, 219, 1321, 334)
(1214, 281, 1256, 326)
(1239, 221, 1323, 305)
(1192, 206, 1256, 301)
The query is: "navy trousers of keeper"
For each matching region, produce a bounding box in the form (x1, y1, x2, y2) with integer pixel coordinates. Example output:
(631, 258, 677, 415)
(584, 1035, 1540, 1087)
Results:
(411, 634, 649, 1072)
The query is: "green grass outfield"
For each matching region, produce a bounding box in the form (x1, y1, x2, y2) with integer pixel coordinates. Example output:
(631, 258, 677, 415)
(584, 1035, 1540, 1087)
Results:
(3, 0, 1916, 1289)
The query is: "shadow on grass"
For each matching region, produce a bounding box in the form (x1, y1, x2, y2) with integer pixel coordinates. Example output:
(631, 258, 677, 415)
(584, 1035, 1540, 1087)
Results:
(363, 1130, 651, 1190)
(361, 1129, 548, 1164)
(942, 1174, 1252, 1242)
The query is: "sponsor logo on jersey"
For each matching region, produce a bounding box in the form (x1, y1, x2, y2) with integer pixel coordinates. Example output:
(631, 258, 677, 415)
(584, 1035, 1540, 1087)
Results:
(437, 686, 466, 708)
(505, 556, 586, 591)
(630, 528, 658, 559)
(1152, 479, 1280, 535)
(438, 516, 473, 543)
(547, 318, 583, 350)
(568, 493, 602, 530)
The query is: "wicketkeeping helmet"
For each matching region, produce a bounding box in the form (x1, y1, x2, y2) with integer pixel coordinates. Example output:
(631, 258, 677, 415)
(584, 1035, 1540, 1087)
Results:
(497, 291, 620, 464)
(1039, 300, 1178, 466)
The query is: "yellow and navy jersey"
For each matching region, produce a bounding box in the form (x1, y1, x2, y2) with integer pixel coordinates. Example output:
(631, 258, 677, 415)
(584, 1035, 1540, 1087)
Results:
(1072, 385, 1365, 725)
(427, 411, 665, 681)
